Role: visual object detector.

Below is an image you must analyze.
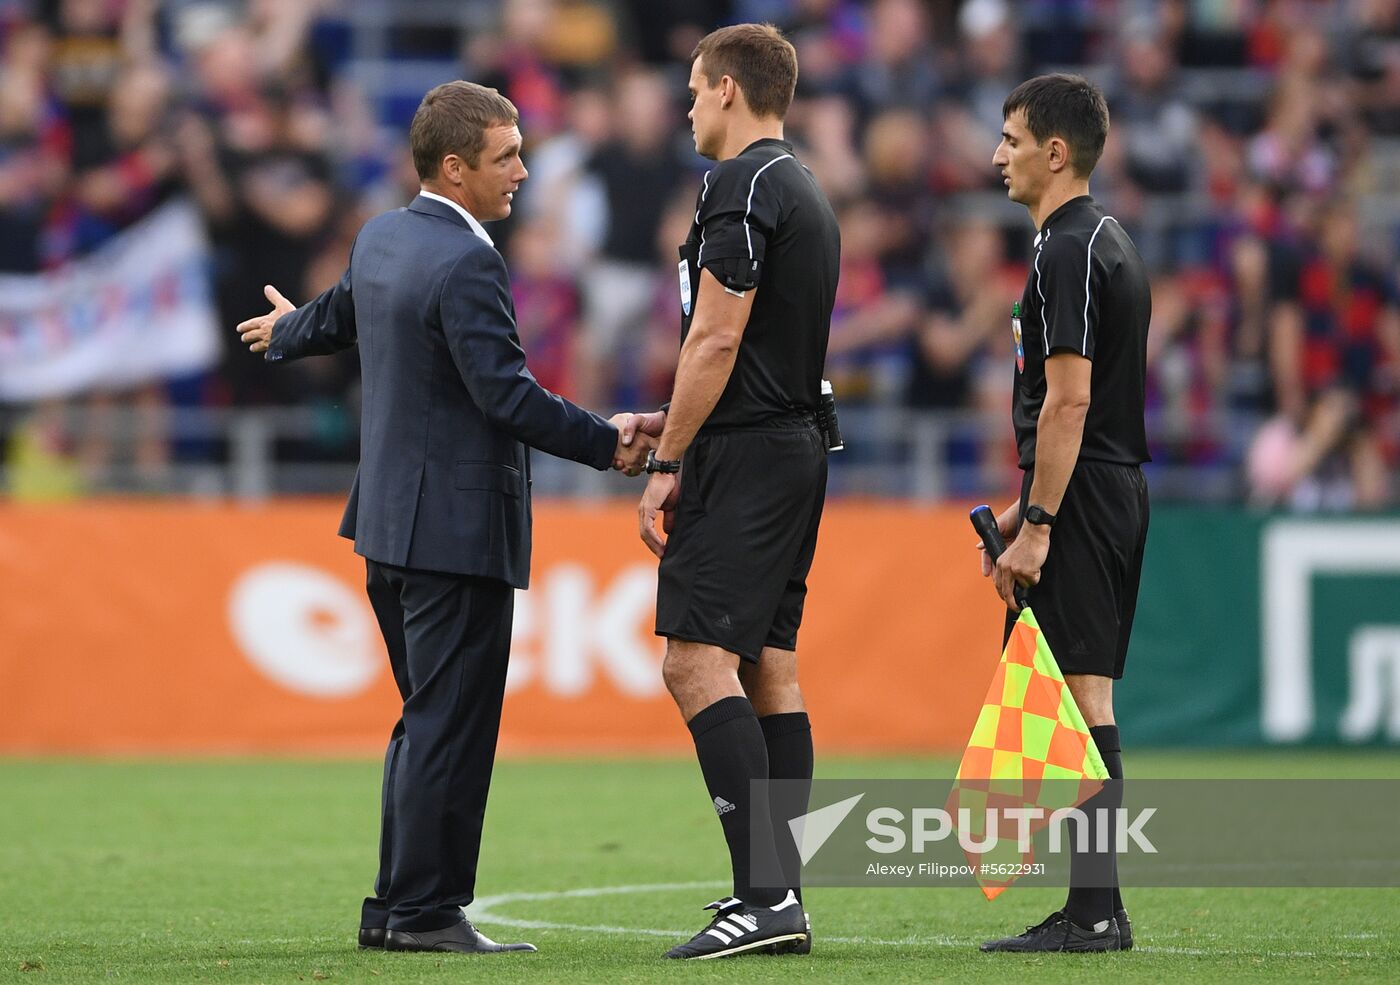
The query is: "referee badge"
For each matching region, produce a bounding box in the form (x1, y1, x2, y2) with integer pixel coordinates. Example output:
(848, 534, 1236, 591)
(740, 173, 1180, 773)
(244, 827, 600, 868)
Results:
(678, 258, 692, 316)
(1011, 302, 1024, 373)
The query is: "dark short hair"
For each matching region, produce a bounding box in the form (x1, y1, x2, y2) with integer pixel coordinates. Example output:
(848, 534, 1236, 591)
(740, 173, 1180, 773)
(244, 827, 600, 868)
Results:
(410, 81, 519, 179)
(1003, 74, 1109, 178)
(691, 23, 798, 120)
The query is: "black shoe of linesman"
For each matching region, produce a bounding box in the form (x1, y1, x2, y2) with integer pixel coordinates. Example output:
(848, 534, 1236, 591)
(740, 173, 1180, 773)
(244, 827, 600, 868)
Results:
(665, 893, 808, 960)
(358, 927, 386, 949)
(979, 910, 1120, 952)
(1116, 908, 1133, 951)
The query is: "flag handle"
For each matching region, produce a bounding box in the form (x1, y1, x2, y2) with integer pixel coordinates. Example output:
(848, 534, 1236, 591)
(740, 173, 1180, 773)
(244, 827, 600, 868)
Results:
(970, 504, 1006, 559)
(970, 505, 1027, 607)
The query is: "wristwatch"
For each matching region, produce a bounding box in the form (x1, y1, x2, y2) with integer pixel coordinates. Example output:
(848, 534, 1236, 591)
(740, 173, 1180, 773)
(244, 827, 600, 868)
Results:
(1024, 504, 1057, 528)
(644, 450, 682, 474)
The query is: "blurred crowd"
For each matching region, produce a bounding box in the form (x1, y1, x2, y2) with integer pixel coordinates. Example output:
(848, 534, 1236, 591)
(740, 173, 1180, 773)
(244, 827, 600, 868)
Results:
(2, 0, 1399, 507)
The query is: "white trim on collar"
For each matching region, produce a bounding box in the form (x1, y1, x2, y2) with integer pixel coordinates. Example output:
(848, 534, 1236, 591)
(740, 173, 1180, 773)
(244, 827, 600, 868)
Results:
(418, 190, 494, 247)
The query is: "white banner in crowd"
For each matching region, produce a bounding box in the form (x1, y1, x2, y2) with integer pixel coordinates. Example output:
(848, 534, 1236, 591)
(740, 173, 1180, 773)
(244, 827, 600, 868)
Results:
(0, 199, 221, 403)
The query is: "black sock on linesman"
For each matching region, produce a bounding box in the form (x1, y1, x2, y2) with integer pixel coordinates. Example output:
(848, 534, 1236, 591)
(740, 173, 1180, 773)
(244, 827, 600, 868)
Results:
(1093, 726, 1131, 947)
(1064, 724, 1123, 931)
(759, 712, 812, 905)
(1092, 725, 1126, 915)
(688, 697, 785, 906)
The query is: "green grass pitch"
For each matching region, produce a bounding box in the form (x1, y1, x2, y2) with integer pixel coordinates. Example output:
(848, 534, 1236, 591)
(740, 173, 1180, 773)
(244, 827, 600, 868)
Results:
(2, 752, 1398, 984)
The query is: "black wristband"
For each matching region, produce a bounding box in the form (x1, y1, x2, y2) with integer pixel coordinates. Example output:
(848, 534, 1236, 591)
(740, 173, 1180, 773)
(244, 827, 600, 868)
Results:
(1024, 504, 1056, 527)
(644, 450, 681, 474)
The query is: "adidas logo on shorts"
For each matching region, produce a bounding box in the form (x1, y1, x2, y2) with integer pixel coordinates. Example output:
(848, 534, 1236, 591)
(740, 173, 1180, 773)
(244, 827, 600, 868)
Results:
(713, 796, 736, 816)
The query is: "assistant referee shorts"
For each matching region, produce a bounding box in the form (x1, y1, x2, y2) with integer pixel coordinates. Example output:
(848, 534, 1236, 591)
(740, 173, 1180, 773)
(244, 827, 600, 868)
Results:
(1004, 460, 1150, 680)
(656, 418, 827, 663)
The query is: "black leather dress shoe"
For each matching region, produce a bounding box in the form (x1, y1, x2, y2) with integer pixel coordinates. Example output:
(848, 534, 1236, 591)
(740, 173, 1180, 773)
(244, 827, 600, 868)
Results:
(385, 919, 536, 954)
(358, 927, 386, 949)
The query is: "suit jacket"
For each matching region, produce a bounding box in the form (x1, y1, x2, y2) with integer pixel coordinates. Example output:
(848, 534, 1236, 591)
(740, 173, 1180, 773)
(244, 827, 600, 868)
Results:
(268, 194, 617, 588)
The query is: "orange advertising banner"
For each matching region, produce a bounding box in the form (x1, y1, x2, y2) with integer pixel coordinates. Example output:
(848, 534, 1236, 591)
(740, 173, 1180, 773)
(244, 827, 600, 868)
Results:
(0, 501, 1006, 755)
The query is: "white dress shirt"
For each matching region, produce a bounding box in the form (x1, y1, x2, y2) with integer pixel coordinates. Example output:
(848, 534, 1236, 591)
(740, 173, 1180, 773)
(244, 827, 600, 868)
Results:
(418, 190, 494, 247)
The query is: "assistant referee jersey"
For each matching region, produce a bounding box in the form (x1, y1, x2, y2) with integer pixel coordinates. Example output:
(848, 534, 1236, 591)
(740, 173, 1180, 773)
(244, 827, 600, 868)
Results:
(679, 137, 840, 430)
(1012, 195, 1151, 468)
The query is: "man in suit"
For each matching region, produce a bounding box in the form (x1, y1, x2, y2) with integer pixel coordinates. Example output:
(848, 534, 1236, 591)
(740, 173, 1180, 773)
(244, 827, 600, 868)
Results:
(236, 81, 656, 954)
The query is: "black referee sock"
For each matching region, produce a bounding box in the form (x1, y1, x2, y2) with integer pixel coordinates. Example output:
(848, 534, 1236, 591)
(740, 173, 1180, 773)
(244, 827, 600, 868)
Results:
(1093, 726, 1126, 915)
(760, 712, 812, 906)
(1065, 724, 1123, 931)
(688, 697, 784, 907)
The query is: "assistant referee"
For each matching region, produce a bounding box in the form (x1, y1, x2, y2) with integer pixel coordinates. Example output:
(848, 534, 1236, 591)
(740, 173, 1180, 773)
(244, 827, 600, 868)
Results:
(979, 74, 1151, 953)
(635, 23, 839, 961)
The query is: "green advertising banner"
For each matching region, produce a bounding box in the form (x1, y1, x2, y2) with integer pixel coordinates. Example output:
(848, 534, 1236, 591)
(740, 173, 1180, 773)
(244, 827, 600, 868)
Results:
(1117, 509, 1400, 746)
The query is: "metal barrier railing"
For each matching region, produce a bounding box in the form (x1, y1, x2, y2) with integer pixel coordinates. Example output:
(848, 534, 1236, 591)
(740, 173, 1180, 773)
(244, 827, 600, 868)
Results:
(0, 403, 1259, 503)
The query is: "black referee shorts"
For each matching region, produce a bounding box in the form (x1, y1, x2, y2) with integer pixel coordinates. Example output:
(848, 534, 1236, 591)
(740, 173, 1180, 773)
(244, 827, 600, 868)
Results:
(656, 419, 827, 663)
(1004, 460, 1150, 680)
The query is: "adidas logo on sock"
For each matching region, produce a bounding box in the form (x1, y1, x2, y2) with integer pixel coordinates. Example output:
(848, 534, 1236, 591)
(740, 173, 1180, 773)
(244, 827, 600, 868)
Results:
(713, 796, 736, 816)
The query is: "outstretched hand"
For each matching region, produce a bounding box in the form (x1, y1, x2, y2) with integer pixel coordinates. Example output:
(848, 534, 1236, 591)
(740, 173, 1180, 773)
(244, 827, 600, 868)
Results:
(236, 284, 295, 353)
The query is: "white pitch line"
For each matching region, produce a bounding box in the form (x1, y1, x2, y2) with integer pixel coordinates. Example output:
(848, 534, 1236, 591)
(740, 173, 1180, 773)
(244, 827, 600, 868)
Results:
(466, 881, 959, 946)
(1136, 939, 1379, 954)
(464, 881, 1382, 959)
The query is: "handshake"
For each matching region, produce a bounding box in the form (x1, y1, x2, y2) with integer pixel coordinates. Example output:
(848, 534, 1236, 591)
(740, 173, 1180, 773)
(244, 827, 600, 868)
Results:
(608, 411, 667, 477)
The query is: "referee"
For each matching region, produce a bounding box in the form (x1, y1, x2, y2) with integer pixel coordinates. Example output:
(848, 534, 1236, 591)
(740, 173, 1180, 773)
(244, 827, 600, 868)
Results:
(636, 24, 838, 960)
(979, 74, 1151, 953)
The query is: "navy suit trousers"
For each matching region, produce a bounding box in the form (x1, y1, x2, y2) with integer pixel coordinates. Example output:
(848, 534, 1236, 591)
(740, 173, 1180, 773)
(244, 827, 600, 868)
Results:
(358, 559, 514, 932)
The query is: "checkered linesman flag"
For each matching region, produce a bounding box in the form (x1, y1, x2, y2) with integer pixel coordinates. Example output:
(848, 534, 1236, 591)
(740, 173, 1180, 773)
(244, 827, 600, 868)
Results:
(952, 509, 1109, 899)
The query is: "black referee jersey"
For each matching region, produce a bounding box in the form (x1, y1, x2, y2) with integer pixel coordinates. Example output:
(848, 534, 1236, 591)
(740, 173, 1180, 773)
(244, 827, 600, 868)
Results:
(679, 138, 840, 430)
(1012, 195, 1151, 468)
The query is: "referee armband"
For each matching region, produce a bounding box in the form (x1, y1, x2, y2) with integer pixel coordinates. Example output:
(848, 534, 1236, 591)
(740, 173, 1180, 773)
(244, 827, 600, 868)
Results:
(703, 256, 762, 293)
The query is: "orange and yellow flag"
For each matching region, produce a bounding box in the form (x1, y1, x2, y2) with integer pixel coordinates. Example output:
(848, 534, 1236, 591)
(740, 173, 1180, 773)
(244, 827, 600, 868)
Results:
(947, 607, 1108, 899)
